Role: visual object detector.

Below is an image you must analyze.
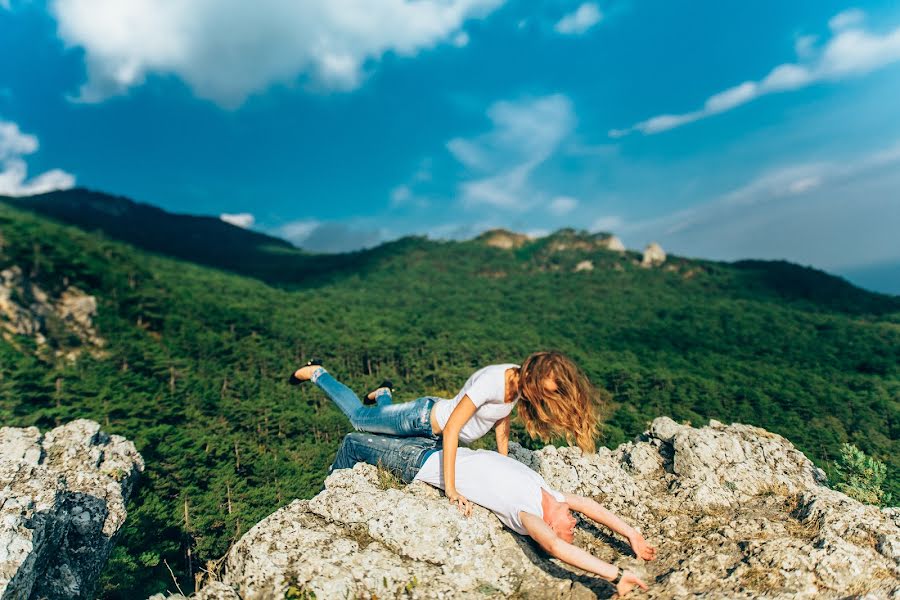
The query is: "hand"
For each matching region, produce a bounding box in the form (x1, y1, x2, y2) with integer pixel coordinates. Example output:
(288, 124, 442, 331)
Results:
(446, 490, 473, 517)
(628, 531, 657, 561)
(614, 570, 649, 598)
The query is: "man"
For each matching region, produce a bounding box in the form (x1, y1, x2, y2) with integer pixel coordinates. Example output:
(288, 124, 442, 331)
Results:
(331, 432, 657, 597)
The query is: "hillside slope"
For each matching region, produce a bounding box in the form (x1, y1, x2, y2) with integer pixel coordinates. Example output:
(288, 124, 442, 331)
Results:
(0, 198, 897, 598)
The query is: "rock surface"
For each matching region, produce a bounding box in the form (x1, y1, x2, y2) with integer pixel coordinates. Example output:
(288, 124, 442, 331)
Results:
(173, 418, 899, 599)
(0, 419, 144, 600)
(641, 243, 666, 267)
(0, 265, 105, 359)
(477, 229, 532, 250)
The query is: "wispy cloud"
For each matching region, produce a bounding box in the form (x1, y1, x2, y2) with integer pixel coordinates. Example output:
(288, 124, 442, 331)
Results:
(275, 218, 386, 253)
(48, 0, 505, 107)
(554, 3, 602, 35)
(621, 140, 900, 268)
(448, 94, 575, 209)
(611, 10, 900, 137)
(549, 195, 578, 215)
(220, 212, 255, 228)
(0, 120, 75, 196)
(591, 215, 623, 233)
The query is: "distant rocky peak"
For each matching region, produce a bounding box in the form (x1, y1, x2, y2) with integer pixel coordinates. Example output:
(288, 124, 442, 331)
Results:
(475, 229, 532, 250)
(641, 242, 666, 267)
(541, 228, 626, 253)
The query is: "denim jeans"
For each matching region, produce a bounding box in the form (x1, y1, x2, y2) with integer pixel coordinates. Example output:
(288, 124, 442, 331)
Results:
(314, 371, 439, 439)
(330, 432, 439, 483)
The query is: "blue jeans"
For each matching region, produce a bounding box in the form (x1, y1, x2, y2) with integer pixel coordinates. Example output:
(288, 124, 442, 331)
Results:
(331, 432, 438, 483)
(314, 371, 439, 438)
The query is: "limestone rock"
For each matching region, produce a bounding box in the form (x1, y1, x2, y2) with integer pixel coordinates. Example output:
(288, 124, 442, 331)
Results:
(178, 419, 899, 599)
(641, 242, 666, 267)
(603, 235, 626, 252)
(574, 260, 594, 272)
(476, 229, 531, 250)
(0, 265, 105, 359)
(545, 229, 624, 254)
(0, 419, 144, 600)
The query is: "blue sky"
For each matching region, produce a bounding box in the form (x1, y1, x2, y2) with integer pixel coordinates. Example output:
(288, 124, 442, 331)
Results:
(1, 0, 899, 292)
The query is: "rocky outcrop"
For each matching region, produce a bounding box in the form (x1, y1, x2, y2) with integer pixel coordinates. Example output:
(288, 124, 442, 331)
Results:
(476, 229, 532, 250)
(0, 420, 144, 600)
(545, 229, 625, 254)
(641, 243, 666, 267)
(172, 418, 899, 599)
(604, 235, 626, 252)
(0, 265, 105, 360)
(574, 260, 594, 272)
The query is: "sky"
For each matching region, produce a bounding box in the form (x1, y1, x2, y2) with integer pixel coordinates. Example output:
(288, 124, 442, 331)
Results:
(1, 0, 899, 293)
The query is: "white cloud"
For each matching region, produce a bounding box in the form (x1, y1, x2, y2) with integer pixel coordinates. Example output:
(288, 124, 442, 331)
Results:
(452, 31, 470, 47)
(612, 11, 900, 136)
(0, 120, 75, 196)
(705, 81, 758, 113)
(276, 219, 320, 244)
(388, 158, 432, 209)
(549, 195, 578, 215)
(829, 8, 865, 32)
(554, 3, 602, 35)
(786, 176, 821, 195)
(220, 212, 254, 228)
(49, 0, 504, 107)
(794, 35, 818, 59)
(390, 185, 412, 206)
(591, 215, 623, 232)
(0, 121, 38, 159)
(275, 218, 385, 252)
(448, 94, 576, 209)
(622, 141, 900, 269)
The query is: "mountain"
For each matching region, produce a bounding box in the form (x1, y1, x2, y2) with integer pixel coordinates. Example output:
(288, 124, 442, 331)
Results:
(6, 188, 896, 310)
(0, 194, 897, 598)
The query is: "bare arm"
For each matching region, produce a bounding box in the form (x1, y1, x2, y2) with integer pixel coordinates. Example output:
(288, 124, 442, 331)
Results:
(494, 415, 510, 456)
(520, 512, 648, 596)
(442, 395, 478, 515)
(565, 494, 657, 561)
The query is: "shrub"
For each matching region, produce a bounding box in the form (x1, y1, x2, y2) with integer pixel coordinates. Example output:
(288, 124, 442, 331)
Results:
(834, 443, 892, 506)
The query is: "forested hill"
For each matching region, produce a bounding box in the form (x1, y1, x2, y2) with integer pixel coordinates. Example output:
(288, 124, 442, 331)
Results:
(0, 196, 897, 598)
(2, 188, 434, 286)
(6, 188, 898, 312)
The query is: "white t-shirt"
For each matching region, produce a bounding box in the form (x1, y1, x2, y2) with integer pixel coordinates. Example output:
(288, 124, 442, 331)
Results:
(432, 364, 518, 444)
(414, 448, 565, 535)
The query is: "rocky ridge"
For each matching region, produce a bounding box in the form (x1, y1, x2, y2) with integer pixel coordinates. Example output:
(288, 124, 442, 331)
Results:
(0, 419, 144, 600)
(160, 418, 899, 599)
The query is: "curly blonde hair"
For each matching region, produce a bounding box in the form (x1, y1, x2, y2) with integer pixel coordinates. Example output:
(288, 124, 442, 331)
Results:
(516, 351, 599, 453)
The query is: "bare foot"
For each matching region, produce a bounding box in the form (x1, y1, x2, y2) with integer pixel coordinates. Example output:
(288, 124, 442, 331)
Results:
(293, 364, 322, 381)
(366, 386, 391, 401)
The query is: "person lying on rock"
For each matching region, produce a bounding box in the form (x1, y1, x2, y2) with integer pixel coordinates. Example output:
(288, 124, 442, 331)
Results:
(330, 430, 657, 597)
(290, 352, 600, 518)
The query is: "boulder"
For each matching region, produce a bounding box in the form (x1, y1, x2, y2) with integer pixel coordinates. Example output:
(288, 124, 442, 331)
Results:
(172, 418, 900, 599)
(0, 419, 144, 600)
(641, 243, 666, 267)
(574, 260, 594, 272)
(602, 236, 626, 253)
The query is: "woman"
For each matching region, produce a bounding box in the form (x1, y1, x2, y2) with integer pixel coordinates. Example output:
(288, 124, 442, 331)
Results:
(290, 351, 599, 514)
